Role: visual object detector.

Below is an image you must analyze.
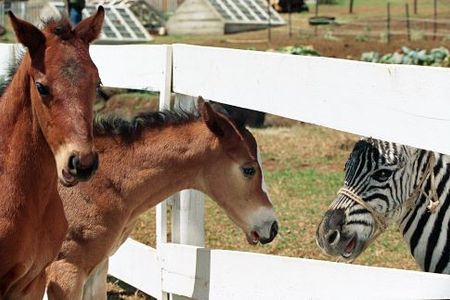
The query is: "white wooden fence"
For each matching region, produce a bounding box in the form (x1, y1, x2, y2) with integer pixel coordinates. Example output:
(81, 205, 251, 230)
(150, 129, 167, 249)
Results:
(2, 43, 450, 299)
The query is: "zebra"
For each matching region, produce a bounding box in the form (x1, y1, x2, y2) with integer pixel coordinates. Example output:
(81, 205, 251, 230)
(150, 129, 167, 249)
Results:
(315, 137, 450, 273)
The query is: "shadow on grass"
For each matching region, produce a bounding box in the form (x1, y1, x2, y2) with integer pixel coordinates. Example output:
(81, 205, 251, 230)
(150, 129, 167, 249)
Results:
(107, 275, 155, 300)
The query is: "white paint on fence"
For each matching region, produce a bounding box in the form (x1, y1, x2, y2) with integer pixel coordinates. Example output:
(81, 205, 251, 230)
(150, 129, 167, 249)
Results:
(109, 239, 161, 296)
(90, 44, 170, 91)
(172, 44, 450, 156)
(0, 44, 15, 76)
(111, 240, 450, 299)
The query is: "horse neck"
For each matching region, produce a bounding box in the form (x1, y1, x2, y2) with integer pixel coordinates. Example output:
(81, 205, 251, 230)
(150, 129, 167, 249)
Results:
(96, 120, 217, 211)
(0, 55, 57, 200)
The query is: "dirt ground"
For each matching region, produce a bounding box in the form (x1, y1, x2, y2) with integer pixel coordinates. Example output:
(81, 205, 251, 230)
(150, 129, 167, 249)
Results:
(152, 6, 450, 59)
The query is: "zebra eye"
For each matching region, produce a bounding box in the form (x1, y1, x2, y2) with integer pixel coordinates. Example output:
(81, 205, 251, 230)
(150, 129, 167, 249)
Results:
(372, 169, 393, 181)
(241, 166, 256, 178)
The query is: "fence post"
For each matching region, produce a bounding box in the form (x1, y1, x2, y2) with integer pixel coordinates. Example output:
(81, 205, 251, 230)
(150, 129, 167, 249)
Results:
(172, 94, 205, 247)
(156, 45, 173, 300)
(169, 94, 205, 300)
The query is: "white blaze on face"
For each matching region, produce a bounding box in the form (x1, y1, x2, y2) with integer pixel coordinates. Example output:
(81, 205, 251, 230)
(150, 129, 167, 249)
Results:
(246, 206, 278, 241)
(54, 142, 79, 183)
(257, 146, 272, 203)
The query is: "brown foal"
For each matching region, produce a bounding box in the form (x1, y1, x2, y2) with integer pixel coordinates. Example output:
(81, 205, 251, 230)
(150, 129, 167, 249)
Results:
(0, 10, 104, 299)
(46, 100, 278, 299)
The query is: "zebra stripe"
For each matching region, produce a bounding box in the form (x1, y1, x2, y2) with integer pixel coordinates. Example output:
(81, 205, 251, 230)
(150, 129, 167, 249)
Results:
(319, 137, 450, 273)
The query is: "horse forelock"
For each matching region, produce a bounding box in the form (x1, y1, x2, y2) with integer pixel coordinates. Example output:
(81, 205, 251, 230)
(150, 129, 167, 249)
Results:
(42, 17, 74, 41)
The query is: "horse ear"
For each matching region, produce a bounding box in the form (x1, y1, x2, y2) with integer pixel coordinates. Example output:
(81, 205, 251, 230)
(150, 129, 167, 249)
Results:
(74, 6, 105, 44)
(199, 97, 242, 141)
(8, 11, 45, 55)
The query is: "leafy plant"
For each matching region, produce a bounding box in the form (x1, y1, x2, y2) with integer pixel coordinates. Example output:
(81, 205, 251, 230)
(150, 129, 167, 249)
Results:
(361, 47, 450, 67)
(270, 45, 321, 56)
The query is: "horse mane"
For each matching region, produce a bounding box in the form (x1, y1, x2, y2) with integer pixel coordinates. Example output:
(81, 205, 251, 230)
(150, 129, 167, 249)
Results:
(93, 109, 199, 141)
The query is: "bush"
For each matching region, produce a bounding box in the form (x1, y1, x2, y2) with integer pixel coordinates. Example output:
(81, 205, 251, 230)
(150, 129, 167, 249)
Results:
(361, 47, 450, 67)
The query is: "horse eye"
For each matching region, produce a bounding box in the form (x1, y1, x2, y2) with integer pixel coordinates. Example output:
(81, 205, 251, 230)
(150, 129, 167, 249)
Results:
(372, 169, 393, 181)
(96, 80, 103, 94)
(241, 166, 256, 177)
(35, 82, 49, 96)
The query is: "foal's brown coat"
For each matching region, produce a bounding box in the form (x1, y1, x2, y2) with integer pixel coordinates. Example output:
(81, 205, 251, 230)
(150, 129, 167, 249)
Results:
(47, 101, 278, 299)
(0, 11, 103, 299)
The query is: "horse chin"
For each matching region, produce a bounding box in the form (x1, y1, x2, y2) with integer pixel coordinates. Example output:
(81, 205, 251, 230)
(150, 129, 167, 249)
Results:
(59, 169, 79, 187)
(245, 231, 259, 245)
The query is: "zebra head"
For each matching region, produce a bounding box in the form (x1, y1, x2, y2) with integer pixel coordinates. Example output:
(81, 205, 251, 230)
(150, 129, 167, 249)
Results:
(316, 138, 423, 261)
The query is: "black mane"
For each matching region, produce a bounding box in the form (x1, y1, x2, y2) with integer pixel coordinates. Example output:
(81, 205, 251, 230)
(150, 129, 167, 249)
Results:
(93, 109, 199, 141)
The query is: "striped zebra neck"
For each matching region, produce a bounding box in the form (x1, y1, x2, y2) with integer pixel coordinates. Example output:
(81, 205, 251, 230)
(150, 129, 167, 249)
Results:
(399, 151, 450, 273)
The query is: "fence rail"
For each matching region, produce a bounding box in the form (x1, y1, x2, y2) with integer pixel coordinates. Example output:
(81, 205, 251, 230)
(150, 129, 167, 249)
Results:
(110, 238, 450, 299)
(2, 43, 450, 299)
(89, 43, 450, 299)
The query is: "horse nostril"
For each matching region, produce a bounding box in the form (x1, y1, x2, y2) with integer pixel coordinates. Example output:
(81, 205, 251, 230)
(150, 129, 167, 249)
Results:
(69, 152, 99, 181)
(79, 152, 95, 169)
(68, 154, 78, 172)
(270, 221, 278, 240)
(327, 229, 340, 246)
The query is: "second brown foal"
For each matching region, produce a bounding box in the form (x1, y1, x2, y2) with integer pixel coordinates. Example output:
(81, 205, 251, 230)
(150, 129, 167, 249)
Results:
(46, 100, 278, 299)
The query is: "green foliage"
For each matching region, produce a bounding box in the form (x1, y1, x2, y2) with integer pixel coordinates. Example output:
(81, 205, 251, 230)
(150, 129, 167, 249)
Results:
(361, 46, 450, 67)
(270, 45, 321, 56)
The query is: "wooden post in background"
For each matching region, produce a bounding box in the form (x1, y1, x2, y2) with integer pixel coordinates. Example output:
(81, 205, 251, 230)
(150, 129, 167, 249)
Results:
(414, 0, 417, 14)
(349, 0, 354, 14)
(288, 0, 292, 37)
(433, 0, 437, 40)
(315, 0, 319, 36)
(267, 0, 272, 42)
(386, 2, 391, 43)
(405, 3, 411, 41)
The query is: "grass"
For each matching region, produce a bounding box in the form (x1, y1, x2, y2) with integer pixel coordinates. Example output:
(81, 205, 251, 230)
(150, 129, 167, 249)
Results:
(129, 119, 418, 272)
